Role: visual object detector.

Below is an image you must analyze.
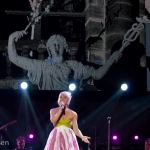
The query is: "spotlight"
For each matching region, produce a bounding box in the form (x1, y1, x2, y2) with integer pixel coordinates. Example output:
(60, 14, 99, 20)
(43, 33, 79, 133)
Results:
(112, 135, 118, 140)
(69, 83, 76, 91)
(134, 135, 139, 140)
(112, 135, 118, 141)
(111, 135, 121, 150)
(120, 83, 128, 91)
(28, 133, 34, 139)
(112, 134, 120, 145)
(20, 81, 28, 90)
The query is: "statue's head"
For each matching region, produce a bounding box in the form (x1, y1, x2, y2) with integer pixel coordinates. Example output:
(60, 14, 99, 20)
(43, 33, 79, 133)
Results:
(46, 34, 68, 64)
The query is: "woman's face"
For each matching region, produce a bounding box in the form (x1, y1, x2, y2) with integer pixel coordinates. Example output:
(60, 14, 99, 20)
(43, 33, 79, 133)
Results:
(58, 93, 70, 106)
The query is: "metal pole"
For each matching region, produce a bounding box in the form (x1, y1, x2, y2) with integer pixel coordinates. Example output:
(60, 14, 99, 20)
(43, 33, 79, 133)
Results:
(94, 127, 96, 150)
(107, 116, 111, 150)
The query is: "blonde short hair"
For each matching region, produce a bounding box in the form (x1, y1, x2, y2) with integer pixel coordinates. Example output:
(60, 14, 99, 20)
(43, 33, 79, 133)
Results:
(57, 91, 72, 106)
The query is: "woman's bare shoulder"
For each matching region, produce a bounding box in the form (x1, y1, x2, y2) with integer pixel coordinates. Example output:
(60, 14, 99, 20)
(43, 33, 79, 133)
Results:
(69, 109, 77, 117)
(50, 107, 59, 113)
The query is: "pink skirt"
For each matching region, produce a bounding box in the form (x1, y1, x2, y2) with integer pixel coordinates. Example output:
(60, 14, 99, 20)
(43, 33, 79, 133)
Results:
(44, 125, 80, 150)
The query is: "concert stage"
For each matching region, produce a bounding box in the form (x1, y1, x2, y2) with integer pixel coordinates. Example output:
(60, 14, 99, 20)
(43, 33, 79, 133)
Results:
(0, 90, 149, 150)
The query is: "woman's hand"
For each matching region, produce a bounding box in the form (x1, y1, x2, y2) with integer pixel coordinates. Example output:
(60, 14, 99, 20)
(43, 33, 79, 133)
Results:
(81, 135, 91, 144)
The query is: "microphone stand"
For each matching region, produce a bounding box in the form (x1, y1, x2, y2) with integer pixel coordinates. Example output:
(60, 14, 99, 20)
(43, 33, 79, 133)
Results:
(107, 116, 111, 150)
(94, 127, 96, 150)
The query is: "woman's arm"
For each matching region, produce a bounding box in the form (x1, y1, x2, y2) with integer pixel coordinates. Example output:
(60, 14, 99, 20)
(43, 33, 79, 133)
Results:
(50, 108, 63, 126)
(72, 112, 90, 144)
(8, 30, 42, 71)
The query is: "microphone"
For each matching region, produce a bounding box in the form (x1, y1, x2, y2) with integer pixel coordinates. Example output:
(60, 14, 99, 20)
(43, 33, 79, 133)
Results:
(60, 104, 65, 109)
(60, 102, 66, 115)
(60, 102, 65, 108)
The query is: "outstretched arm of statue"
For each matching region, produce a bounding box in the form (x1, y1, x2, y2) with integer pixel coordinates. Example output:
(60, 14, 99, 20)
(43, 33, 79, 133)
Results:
(92, 51, 122, 80)
(8, 30, 42, 71)
(145, 0, 150, 14)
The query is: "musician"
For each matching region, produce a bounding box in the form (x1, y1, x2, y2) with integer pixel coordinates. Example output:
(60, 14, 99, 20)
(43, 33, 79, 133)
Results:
(44, 91, 90, 150)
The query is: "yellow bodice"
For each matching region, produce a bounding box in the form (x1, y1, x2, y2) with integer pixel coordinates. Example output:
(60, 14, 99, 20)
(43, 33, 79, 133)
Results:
(55, 118, 71, 128)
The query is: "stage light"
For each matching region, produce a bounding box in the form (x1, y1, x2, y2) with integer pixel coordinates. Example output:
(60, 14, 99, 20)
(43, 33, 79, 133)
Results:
(112, 135, 118, 141)
(69, 83, 76, 91)
(28, 133, 34, 139)
(134, 135, 139, 140)
(111, 134, 120, 145)
(120, 83, 128, 91)
(20, 81, 28, 90)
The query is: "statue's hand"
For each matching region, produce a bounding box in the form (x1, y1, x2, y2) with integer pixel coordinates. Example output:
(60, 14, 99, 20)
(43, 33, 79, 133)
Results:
(9, 30, 27, 42)
(111, 51, 122, 63)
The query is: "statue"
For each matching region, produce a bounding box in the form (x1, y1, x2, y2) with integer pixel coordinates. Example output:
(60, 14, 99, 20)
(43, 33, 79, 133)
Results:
(8, 31, 122, 90)
(145, 0, 150, 14)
